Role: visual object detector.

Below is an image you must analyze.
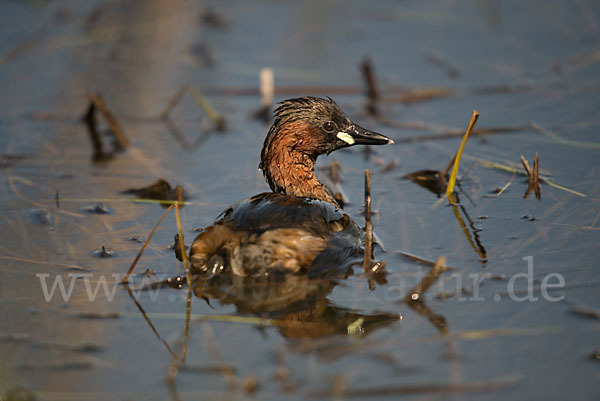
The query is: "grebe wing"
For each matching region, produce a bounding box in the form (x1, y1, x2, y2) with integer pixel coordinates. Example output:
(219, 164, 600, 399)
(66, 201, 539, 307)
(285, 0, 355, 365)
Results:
(217, 192, 355, 235)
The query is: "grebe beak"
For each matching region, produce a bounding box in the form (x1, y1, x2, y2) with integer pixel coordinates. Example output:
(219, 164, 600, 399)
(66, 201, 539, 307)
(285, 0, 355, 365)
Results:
(336, 124, 394, 146)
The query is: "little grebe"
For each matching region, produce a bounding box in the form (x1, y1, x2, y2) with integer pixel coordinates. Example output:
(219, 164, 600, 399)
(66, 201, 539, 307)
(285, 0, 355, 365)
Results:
(189, 97, 393, 277)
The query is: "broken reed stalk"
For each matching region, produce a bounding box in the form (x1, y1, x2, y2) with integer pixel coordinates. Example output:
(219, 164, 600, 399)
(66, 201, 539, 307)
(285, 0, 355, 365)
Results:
(520, 156, 533, 177)
(182, 284, 192, 364)
(495, 174, 515, 197)
(252, 68, 275, 122)
(520, 153, 541, 200)
(533, 152, 540, 199)
(361, 57, 379, 114)
(534, 153, 539, 183)
(433, 154, 458, 193)
(363, 169, 373, 272)
(396, 250, 443, 267)
(122, 204, 174, 283)
(442, 154, 457, 178)
(330, 159, 341, 184)
(160, 85, 190, 119)
(188, 87, 226, 131)
(166, 354, 182, 401)
(82, 101, 106, 161)
(173, 188, 192, 287)
(173, 186, 193, 363)
(125, 286, 178, 359)
(89, 92, 130, 149)
(259, 67, 274, 107)
(406, 256, 449, 301)
(445, 110, 479, 202)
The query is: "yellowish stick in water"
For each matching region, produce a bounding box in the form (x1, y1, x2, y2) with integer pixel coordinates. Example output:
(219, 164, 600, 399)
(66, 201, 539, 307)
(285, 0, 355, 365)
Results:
(446, 110, 479, 202)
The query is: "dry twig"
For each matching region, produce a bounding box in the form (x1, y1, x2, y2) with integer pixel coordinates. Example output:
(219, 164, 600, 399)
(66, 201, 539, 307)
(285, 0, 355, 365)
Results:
(89, 92, 130, 149)
(363, 170, 373, 272)
(122, 204, 174, 283)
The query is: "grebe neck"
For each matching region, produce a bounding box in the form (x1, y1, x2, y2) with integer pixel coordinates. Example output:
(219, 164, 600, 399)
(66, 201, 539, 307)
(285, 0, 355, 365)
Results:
(260, 121, 337, 205)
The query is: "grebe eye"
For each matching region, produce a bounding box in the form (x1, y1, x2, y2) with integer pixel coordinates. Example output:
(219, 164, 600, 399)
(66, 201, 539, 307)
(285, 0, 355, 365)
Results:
(323, 121, 337, 132)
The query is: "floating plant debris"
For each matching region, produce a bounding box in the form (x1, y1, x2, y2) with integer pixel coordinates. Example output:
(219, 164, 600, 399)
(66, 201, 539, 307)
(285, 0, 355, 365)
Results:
(80, 202, 114, 214)
(91, 246, 117, 258)
(18, 361, 95, 371)
(74, 312, 121, 319)
(242, 375, 260, 394)
(404, 170, 446, 196)
(27, 208, 55, 227)
(122, 179, 188, 205)
(568, 305, 600, 320)
(0, 153, 27, 169)
(123, 178, 172, 200)
(70, 343, 105, 353)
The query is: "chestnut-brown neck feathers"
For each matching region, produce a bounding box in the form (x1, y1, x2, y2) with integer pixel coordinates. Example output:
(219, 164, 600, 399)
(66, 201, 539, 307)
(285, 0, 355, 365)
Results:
(260, 98, 341, 205)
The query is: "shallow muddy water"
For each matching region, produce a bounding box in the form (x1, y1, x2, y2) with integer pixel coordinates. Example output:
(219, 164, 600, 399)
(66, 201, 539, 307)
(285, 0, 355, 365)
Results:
(1, 1, 599, 400)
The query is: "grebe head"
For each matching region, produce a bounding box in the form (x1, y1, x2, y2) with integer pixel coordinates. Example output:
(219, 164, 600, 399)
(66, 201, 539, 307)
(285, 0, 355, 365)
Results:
(259, 97, 393, 203)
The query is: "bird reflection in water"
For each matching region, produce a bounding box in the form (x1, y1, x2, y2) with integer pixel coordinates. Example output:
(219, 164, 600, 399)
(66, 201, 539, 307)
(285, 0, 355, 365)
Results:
(188, 270, 399, 339)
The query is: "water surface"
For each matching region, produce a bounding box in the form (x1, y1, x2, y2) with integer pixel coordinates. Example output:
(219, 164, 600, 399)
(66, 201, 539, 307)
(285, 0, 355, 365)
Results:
(0, 1, 599, 400)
